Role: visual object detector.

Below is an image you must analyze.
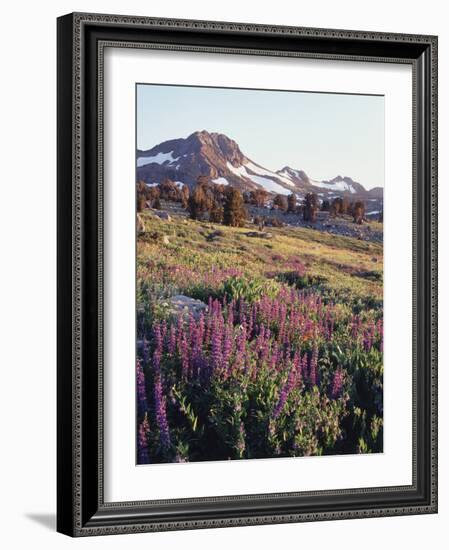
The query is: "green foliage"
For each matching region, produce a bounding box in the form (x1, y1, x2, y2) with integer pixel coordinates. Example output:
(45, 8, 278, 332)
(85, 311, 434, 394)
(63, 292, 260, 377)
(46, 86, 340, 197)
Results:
(222, 276, 279, 303)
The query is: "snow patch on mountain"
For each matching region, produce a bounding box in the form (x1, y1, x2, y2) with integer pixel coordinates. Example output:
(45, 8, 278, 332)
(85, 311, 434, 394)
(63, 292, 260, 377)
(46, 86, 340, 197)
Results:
(226, 162, 248, 178)
(247, 175, 290, 195)
(146, 181, 183, 188)
(137, 151, 179, 167)
(311, 179, 357, 194)
(212, 177, 229, 185)
(245, 161, 293, 187)
(226, 162, 290, 195)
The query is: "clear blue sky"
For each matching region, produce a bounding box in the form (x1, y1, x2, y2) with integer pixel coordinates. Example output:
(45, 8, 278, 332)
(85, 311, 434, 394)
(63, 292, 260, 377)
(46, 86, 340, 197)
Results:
(137, 84, 384, 190)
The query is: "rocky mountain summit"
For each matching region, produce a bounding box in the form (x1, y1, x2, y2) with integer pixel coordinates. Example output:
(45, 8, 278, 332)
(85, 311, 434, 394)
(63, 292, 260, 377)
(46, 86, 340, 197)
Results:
(137, 130, 382, 201)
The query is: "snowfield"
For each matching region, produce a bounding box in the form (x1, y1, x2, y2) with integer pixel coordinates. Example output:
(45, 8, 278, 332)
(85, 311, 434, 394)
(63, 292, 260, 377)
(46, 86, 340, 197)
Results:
(137, 151, 179, 167)
(311, 179, 357, 194)
(244, 161, 293, 187)
(246, 174, 290, 195)
(226, 162, 290, 195)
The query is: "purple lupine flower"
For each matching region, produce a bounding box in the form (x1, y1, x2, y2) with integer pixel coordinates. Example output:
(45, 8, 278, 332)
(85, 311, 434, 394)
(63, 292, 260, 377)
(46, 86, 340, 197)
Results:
(161, 320, 168, 342)
(136, 359, 148, 419)
(279, 304, 287, 343)
(196, 350, 210, 384)
(247, 306, 254, 338)
(233, 324, 247, 374)
(168, 324, 177, 356)
(142, 336, 150, 365)
(258, 326, 271, 364)
(269, 341, 280, 371)
(204, 308, 212, 346)
(210, 319, 223, 371)
(138, 413, 150, 463)
(331, 367, 344, 399)
(309, 345, 318, 386)
(292, 351, 302, 386)
(351, 315, 361, 340)
(197, 312, 205, 347)
(153, 322, 163, 352)
(152, 324, 171, 451)
(180, 333, 189, 379)
(363, 322, 375, 352)
(153, 375, 171, 451)
(188, 312, 196, 344)
(222, 325, 233, 377)
(272, 365, 296, 419)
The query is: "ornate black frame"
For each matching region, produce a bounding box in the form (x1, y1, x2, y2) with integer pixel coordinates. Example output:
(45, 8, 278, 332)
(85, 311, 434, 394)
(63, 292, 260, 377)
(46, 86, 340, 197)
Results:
(57, 12, 438, 537)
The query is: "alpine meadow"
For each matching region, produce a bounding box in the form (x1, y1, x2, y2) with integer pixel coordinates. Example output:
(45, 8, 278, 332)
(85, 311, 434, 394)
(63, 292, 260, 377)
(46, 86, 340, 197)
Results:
(135, 85, 384, 465)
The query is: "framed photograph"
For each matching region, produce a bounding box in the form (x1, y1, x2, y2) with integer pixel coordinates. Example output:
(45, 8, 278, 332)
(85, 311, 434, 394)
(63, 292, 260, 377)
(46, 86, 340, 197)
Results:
(57, 12, 438, 536)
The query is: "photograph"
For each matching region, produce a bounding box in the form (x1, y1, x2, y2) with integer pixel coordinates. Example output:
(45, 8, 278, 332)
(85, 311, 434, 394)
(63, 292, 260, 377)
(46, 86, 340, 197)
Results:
(52, 9, 437, 538)
(135, 84, 384, 465)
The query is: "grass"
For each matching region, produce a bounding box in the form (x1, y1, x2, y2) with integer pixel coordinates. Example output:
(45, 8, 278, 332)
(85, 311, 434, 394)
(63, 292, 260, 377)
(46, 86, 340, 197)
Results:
(137, 209, 383, 303)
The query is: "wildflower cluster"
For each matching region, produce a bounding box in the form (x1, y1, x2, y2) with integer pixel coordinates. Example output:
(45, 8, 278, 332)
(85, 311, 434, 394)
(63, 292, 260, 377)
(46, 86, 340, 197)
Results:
(136, 289, 383, 463)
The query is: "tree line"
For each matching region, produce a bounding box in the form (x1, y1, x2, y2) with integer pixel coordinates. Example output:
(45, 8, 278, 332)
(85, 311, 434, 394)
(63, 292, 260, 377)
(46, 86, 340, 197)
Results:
(137, 176, 377, 227)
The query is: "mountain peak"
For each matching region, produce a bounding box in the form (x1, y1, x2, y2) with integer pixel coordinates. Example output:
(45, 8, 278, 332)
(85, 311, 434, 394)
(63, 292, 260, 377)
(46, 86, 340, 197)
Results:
(136, 130, 373, 199)
(277, 166, 310, 185)
(184, 130, 245, 167)
(331, 175, 351, 183)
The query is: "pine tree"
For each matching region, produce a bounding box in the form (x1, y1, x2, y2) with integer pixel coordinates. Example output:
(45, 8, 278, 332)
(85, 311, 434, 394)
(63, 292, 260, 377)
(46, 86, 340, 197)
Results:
(352, 201, 365, 224)
(287, 193, 297, 213)
(136, 180, 149, 213)
(321, 199, 330, 212)
(209, 200, 224, 224)
(250, 189, 268, 207)
(330, 197, 343, 217)
(303, 193, 319, 222)
(180, 185, 190, 209)
(188, 184, 208, 220)
(223, 187, 247, 227)
(137, 195, 146, 213)
(273, 194, 288, 211)
(342, 195, 350, 215)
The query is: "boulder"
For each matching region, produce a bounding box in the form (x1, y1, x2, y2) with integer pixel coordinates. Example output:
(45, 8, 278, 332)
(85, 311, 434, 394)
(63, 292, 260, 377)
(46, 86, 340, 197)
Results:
(162, 235, 170, 245)
(164, 295, 208, 320)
